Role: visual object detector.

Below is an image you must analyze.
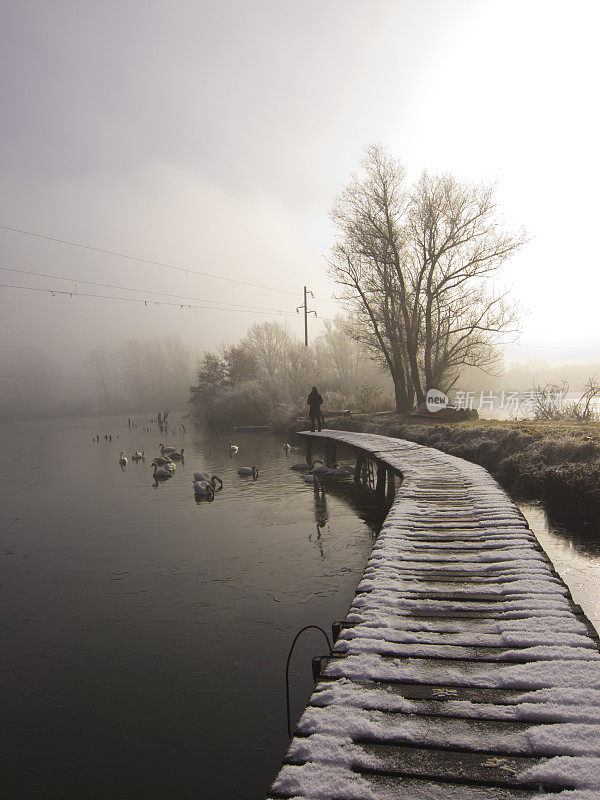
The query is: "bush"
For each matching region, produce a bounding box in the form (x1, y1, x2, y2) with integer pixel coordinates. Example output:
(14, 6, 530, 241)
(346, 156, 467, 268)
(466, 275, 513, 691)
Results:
(195, 380, 275, 428)
(542, 460, 600, 526)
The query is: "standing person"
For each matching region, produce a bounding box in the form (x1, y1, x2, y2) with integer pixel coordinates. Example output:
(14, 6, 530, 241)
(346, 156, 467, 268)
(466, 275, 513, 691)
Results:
(307, 386, 323, 432)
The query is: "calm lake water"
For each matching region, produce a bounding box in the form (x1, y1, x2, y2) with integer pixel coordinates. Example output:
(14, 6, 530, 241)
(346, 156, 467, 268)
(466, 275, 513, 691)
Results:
(519, 501, 600, 635)
(3, 418, 600, 800)
(0, 415, 383, 800)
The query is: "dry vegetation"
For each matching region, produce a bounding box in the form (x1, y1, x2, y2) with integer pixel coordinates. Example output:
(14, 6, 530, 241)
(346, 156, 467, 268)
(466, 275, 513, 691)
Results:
(314, 416, 600, 528)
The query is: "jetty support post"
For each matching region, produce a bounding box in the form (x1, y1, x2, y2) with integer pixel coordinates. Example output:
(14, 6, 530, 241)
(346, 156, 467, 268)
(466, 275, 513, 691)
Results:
(324, 442, 337, 468)
(386, 469, 396, 503)
(354, 452, 364, 485)
(305, 438, 313, 466)
(375, 461, 387, 503)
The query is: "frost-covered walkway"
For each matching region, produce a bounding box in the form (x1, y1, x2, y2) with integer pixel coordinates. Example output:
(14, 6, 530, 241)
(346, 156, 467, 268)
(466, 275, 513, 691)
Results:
(268, 431, 600, 800)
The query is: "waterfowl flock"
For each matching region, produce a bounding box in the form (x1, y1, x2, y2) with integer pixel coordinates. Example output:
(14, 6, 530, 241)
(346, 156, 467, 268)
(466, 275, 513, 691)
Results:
(116, 432, 352, 502)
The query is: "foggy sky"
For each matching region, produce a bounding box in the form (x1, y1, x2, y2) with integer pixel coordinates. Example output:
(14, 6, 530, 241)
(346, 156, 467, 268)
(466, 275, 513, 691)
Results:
(1, 0, 599, 400)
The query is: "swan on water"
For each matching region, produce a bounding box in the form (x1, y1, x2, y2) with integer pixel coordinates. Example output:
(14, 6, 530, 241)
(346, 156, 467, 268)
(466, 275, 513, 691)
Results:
(154, 454, 173, 466)
(312, 464, 330, 476)
(192, 471, 211, 483)
(152, 461, 172, 480)
(237, 465, 258, 478)
(229, 441, 239, 453)
(193, 480, 215, 500)
(290, 458, 323, 472)
(210, 475, 224, 490)
(119, 451, 127, 467)
(283, 442, 291, 455)
(325, 466, 350, 479)
(164, 462, 176, 473)
(159, 443, 177, 455)
(131, 450, 144, 461)
(168, 448, 185, 462)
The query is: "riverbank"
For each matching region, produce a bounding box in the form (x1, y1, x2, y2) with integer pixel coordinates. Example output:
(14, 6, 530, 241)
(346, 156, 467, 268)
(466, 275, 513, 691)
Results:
(299, 415, 600, 529)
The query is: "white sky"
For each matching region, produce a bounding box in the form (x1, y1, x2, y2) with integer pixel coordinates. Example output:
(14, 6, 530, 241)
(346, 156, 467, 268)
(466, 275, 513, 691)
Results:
(1, 0, 599, 379)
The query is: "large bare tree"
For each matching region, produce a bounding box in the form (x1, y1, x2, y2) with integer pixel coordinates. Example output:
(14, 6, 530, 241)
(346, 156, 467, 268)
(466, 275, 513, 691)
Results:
(329, 145, 526, 411)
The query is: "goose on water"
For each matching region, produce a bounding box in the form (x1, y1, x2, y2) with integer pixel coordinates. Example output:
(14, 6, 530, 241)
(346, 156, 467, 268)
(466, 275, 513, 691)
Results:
(229, 441, 239, 453)
(237, 465, 258, 479)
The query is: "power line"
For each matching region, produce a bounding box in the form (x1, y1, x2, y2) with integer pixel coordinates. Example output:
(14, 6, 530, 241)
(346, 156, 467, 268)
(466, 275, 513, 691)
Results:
(0, 264, 293, 314)
(0, 223, 301, 296)
(0, 281, 298, 315)
(0, 344, 116, 352)
(0, 326, 123, 344)
(0, 298, 180, 333)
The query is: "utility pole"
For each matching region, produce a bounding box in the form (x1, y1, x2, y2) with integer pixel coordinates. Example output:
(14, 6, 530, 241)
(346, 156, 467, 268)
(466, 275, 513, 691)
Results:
(297, 286, 317, 347)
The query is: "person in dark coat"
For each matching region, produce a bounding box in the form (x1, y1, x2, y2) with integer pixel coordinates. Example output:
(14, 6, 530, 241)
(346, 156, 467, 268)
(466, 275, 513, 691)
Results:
(307, 387, 323, 432)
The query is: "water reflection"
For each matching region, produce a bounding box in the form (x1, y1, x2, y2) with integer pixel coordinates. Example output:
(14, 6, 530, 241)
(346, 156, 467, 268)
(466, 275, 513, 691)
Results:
(519, 499, 600, 633)
(1, 417, 381, 800)
(313, 483, 329, 529)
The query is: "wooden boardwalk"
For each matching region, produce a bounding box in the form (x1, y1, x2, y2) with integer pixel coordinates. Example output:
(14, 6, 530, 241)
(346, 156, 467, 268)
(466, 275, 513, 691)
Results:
(268, 431, 600, 800)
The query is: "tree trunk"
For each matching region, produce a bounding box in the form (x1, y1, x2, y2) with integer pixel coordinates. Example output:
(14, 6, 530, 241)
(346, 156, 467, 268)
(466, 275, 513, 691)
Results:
(393, 376, 411, 412)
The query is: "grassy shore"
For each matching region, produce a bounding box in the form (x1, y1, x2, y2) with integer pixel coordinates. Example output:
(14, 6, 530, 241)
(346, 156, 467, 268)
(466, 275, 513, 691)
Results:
(314, 415, 600, 529)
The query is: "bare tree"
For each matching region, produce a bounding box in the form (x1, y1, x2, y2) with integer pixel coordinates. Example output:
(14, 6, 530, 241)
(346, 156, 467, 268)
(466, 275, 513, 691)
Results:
(573, 377, 600, 421)
(329, 145, 527, 411)
(85, 347, 116, 409)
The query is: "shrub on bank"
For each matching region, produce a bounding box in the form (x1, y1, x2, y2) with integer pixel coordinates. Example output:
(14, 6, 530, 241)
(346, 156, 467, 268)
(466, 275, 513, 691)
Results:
(194, 380, 276, 428)
(321, 414, 600, 527)
(542, 460, 600, 525)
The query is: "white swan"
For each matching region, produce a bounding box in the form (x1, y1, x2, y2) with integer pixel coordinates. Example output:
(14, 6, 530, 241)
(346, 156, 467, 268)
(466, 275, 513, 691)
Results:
(312, 464, 330, 476)
(229, 440, 239, 453)
(192, 471, 211, 483)
(290, 459, 323, 472)
(237, 465, 258, 478)
(325, 466, 350, 479)
(119, 451, 127, 467)
(152, 461, 172, 480)
(193, 480, 215, 500)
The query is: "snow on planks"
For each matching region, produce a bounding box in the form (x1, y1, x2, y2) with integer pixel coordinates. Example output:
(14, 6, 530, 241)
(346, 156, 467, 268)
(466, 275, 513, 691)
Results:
(268, 431, 600, 800)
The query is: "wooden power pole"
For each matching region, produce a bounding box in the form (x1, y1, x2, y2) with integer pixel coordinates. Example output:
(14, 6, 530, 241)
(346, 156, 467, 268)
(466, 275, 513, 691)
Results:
(297, 286, 317, 347)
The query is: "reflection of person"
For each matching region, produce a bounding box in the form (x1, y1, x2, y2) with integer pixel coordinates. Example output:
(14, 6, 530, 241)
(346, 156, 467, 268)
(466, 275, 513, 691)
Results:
(314, 487, 328, 528)
(307, 386, 323, 432)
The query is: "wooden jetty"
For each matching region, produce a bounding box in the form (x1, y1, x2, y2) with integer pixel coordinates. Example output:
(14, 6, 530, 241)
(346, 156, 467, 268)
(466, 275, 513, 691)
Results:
(268, 430, 600, 799)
